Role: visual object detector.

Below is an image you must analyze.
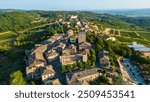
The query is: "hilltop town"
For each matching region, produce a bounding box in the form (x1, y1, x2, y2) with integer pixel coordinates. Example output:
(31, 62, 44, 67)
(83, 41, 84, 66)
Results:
(24, 15, 150, 85)
(0, 11, 150, 85)
(25, 30, 92, 85)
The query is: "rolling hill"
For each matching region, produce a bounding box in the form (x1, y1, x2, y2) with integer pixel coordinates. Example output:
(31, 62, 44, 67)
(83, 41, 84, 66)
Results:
(93, 8, 150, 17)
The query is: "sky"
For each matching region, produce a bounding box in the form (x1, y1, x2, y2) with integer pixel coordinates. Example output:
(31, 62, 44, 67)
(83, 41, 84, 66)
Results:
(0, 0, 150, 10)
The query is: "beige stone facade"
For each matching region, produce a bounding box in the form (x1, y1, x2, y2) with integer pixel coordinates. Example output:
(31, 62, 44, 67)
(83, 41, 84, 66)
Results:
(26, 45, 48, 80)
(42, 65, 55, 83)
(78, 32, 86, 44)
(66, 68, 100, 85)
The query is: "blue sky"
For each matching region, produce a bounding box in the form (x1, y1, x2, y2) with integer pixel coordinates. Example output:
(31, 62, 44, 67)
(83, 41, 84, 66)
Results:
(0, 0, 150, 10)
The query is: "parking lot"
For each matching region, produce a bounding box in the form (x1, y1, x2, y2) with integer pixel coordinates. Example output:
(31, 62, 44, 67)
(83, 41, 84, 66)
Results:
(122, 58, 145, 85)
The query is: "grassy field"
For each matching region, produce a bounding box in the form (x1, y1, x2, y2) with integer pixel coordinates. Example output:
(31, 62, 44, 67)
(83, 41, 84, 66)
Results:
(0, 32, 17, 43)
(138, 32, 150, 40)
(116, 36, 150, 47)
(127, 32, 141, 39)
(114, 31, 144, 39)
(109, 29, 150, 47)
(120, 31, 130, 37)
(0, 32, 17, 40)
(109, 29, 119, 35)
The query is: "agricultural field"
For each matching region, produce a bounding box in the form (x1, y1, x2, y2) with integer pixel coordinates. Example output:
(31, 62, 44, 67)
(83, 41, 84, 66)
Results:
(127, 32, 142, 39)
(109, 29, 114, 34)
(109, 29, 119, 35)
(120, 31, 143, 39)
(108, 29, 150, 47)
(138, 32, 150, 40)
(0, 32, 17, 43)
(114, 30, 119, 35)
(120, 31, 130, 37)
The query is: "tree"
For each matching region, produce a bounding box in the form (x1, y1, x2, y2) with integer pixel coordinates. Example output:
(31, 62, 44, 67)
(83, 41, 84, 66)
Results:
(112, 75, 124, 85)
(9, 71, 26, 85)
(66, 65, 72, 72)
(95, 44, 102, 52)
(89, 49, 96, 66)
(61, 66, 66, 73)
(86, 60, 92, 68)
(0, 44, 10, 53)
(97, 37, 104, 47)
(110, 58, 115, 66)
(90, 49, 95, 55)
(99, 75, 110, 84)
(77, 61, 83, 69)
(89, 75, 110, 85)
(72, 64, 77, 70)
(0, 12, 40, 32)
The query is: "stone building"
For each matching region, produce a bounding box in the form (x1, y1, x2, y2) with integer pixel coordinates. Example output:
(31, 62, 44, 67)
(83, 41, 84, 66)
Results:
(42, 65, 56, 84)
(66, 68, 100, 85)
(45, 49, 59, 63)
(78, 32, 86, 44)
(26, 45, 48, 80)
(99, 50, 110, 69)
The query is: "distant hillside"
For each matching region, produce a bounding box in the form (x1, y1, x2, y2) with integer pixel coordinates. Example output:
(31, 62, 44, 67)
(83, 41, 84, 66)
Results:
(0, 10, 150, 32)
(0, 12, 39, 32)
(117, 16, 150, 30)
(0, 9, 25, 13)
(93, 9, 150, 17)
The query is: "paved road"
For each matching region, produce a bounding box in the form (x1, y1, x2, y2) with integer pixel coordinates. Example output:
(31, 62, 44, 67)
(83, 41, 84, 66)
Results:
(51, 60, 67, 85)
(122, 58, 145, 85)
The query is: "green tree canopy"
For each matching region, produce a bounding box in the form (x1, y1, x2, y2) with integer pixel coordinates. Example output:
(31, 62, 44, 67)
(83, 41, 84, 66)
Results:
(112, 75, 125, 85)
(9, 70, 26, 85)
